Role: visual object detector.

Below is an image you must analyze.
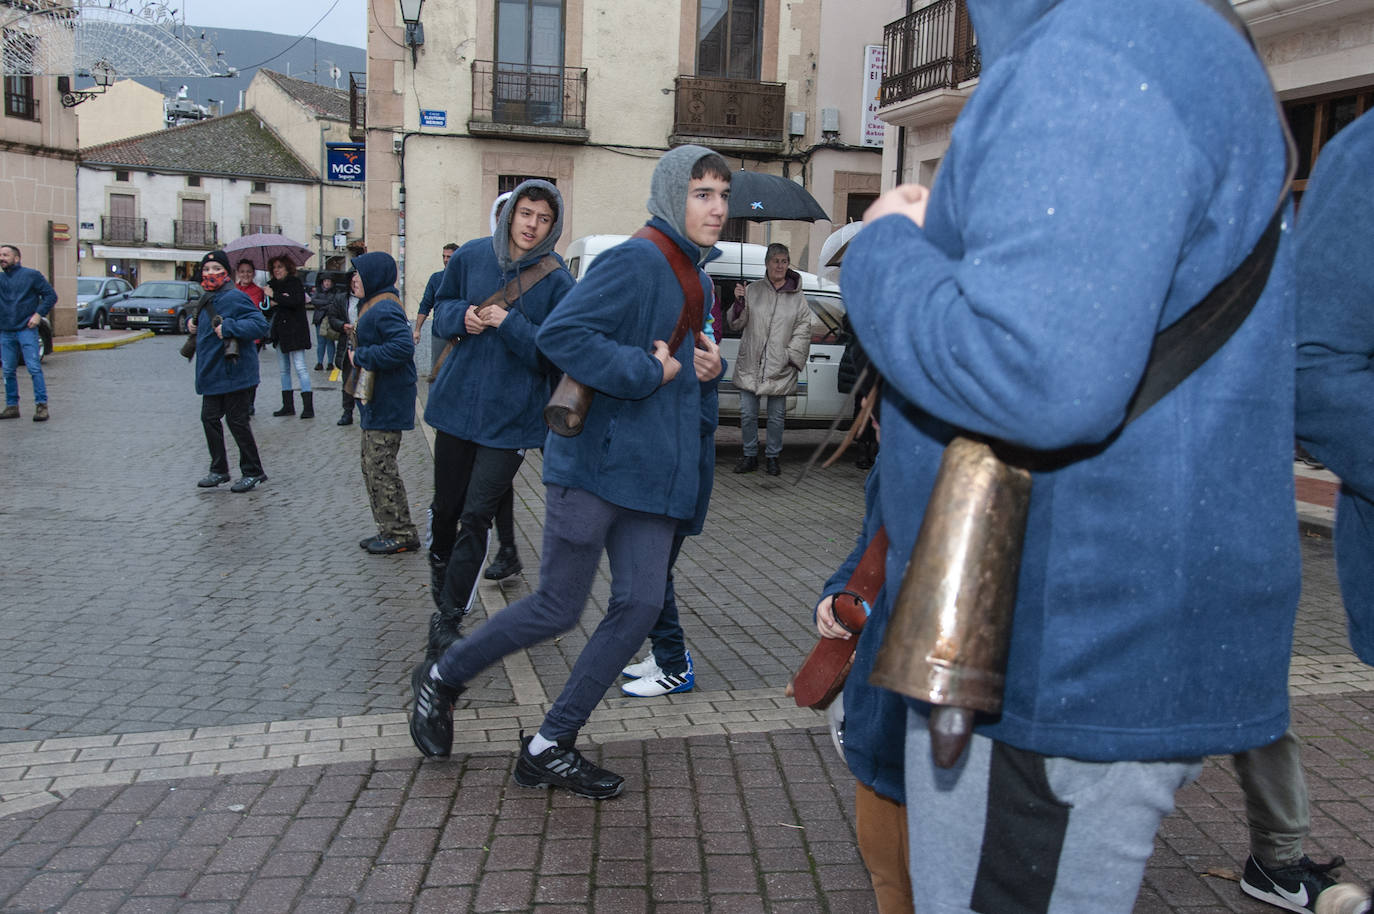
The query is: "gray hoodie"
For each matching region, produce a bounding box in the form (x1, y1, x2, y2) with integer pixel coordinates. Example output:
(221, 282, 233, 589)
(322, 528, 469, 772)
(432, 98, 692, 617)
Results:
(492, 179, 565, 273)
(646, 144, 724, 263)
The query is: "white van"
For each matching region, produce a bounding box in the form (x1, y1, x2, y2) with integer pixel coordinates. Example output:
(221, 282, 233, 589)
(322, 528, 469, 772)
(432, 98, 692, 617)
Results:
(564, 235, 850, 425)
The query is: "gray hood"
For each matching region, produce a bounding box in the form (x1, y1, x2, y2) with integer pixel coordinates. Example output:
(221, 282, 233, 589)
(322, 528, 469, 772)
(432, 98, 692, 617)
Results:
(492, 179, 565, 272)
(647, 144, 723, 262)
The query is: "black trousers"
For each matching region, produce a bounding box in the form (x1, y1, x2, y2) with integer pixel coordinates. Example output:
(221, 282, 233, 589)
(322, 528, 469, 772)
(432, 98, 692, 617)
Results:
(202, 387, 263, 477)
(432, 432, 526, 613)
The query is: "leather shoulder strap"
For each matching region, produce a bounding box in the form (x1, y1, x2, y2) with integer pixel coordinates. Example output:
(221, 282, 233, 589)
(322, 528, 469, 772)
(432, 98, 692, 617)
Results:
(429, 255, 561, 384)
(632, 226, 705, 353)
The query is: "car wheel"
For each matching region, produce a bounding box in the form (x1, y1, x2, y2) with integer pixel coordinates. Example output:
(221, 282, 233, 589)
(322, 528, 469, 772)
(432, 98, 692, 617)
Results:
(93, 310, 107, 330)
(176, 312, 188, 334)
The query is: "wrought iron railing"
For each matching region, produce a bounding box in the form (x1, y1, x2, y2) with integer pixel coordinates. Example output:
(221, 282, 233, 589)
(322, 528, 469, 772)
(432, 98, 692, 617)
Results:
(101, 215, 146, 243)
(4, 89, 38, 120)
(880, 0, 980, 107)
(174, 220, 217, 247)
(672, 76, 785, 143)
(470, 61, 587, 130)
(349, 71, 366, 142)
(241, 223, 282, 236)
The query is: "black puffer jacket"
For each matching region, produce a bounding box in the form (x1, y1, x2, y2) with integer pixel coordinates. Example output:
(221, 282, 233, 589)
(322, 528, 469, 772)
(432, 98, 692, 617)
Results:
(267, 275, 311, 352)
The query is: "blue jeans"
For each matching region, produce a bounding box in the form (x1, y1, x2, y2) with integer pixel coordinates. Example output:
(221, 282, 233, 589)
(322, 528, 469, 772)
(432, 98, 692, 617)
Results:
(646, 535, 690, 675)
(436, 485, 676, 742)
(1, 327, 47, 407)
(739, 390, 786, 458)
(315, 328, 336, 367)
(277, 348, 311, 392)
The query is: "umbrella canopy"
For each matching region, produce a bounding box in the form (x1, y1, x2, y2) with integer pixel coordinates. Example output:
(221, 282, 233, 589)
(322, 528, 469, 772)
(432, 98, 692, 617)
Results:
(728, 170, 830, 223)
(224, 233, 314, 272)
(817, 221, 865, 282)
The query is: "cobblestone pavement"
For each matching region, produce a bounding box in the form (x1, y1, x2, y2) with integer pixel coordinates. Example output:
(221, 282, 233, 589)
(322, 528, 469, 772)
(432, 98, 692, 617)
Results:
(0, 337, 1369, 912)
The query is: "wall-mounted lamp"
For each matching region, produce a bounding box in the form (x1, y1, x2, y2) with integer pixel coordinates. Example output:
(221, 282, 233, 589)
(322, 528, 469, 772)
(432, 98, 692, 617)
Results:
(399, 0, 425, 66)
(59, 59, 116, 108)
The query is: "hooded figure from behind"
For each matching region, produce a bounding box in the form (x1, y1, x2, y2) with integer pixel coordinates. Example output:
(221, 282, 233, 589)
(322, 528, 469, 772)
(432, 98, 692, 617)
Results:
(351, 251, 420, 555)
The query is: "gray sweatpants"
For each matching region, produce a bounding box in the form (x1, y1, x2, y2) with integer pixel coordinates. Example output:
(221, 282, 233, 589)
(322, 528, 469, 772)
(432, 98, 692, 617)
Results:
(904, 710, 1202, 913)
(1234, 728, 1309, 867)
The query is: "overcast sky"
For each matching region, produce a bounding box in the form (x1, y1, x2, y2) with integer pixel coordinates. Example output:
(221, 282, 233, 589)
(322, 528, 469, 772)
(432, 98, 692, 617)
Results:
(176, 0, 366, 49)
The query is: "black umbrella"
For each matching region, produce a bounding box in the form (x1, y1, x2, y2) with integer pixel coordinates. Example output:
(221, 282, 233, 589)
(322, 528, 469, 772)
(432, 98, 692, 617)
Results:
(728, 170, 830, 222)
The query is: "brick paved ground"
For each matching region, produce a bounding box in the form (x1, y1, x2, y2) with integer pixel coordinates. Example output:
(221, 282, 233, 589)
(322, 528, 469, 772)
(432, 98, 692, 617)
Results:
(0, 336, 1369, 912)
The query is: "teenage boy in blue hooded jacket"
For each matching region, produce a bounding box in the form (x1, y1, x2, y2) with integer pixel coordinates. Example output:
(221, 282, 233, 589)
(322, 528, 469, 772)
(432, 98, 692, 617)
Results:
(410, 146, 728, 800)
(421, 180, 575, 661)
(187, 250, 270, 493)
(840, 0, 1300, 909)
(350, 252, 420, 555)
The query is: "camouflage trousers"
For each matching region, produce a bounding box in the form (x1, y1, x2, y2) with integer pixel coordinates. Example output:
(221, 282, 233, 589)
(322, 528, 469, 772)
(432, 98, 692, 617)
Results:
(361, 430, 417, 541)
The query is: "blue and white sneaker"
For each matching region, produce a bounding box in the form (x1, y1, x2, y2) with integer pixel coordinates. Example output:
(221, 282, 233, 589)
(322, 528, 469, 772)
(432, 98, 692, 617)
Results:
(621, 656, 662, 680)
(622, 652, 694, 697)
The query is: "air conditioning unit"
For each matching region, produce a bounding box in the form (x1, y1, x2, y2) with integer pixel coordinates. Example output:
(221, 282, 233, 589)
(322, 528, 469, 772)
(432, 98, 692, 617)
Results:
(335, 216, 355, 234)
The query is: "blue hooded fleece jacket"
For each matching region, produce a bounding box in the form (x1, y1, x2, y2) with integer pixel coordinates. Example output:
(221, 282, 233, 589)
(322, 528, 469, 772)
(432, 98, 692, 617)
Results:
(0, 263, 57, 332)
(352, 252, 416, 432)
(840, 0, 1299, 762)
(194, 286, 269, 396)
(1295, 111, 1374, 666)
(538, 216, 718, 520)
(424, 180, 574, 450)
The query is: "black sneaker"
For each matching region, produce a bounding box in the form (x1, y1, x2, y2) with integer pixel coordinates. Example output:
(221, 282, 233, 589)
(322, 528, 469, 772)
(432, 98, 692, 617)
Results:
(483, 545, 523, 581)
(1241, 854, 1368, 913)
(197, 472, 231, 488)
(360, 535, 380, 551)
(229, 474, 267, 493)
(765, 457, 781, 476)
(409, 663, 462, 758)
(367, 537, 421, 555)
(512, 733, 624, 799)
(733, 454, 758, 474)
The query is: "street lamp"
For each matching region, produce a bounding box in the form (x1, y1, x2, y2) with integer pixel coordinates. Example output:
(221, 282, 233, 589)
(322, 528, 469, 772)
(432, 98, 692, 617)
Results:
(399, 0, 425, 66)
(59, 60, 116, 108)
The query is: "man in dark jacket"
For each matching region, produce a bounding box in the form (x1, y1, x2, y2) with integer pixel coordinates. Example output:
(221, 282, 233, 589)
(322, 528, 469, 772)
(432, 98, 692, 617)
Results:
(840, 0, 1299, 908)
(411, 242, 458, 355)
(351, 252, 419, 555)
(0, 244, 57, 422)
(188, 250, 270, 493)
(421, 181, 574, 658)
(410, 146, 727, 800)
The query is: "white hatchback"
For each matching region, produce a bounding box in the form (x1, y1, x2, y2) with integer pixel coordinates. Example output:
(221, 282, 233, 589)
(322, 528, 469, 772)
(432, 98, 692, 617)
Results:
(564, 236, 850, 425)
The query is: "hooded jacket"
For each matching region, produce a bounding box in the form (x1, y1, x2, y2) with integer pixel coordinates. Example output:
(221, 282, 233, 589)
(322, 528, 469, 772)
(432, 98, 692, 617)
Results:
(193, 284, 269, 396)
(840, 0, 1298, 761)
(537, 145, 724, 519)
(351, 252, 416, 431)
(1295, 111, 1374, 666)
(727, 269, 811, 397)
(425, 180, 574, 449)
(0, 262, 57, 333)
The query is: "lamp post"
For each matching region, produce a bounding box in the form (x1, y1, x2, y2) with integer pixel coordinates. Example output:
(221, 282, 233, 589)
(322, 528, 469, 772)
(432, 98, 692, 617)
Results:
(59, 59, 116, 108)
(399, 0, 425, 67)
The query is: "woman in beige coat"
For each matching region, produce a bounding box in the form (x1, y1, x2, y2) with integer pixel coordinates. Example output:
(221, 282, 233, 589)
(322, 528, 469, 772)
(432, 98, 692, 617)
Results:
(726, 243, 812, 476)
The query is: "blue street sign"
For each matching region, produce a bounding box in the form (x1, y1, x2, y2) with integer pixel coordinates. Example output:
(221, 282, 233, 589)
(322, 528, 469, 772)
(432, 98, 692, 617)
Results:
(420, 109, 447, 128)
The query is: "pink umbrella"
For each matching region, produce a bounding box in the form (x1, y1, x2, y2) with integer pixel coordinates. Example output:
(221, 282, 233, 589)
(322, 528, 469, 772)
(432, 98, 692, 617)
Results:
(224, 233, 314, 272)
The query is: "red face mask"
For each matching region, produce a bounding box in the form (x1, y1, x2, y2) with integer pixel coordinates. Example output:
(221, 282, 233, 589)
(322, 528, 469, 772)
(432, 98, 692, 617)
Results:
(200, 272, 228, 291)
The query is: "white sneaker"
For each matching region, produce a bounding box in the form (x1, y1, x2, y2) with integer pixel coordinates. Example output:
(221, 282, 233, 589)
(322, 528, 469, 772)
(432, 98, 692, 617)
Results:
(621, 656, 663, 680)
(621, 668, 694, 697)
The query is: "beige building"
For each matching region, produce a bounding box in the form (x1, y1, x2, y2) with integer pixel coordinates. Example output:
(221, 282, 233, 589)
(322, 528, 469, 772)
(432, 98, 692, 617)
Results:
(361, 0, 895, 312)
(1, 3, 79, 336)
(73, 79, 165, 149)
(876, 0, 1374, 194)
(245, 70, 365, 271)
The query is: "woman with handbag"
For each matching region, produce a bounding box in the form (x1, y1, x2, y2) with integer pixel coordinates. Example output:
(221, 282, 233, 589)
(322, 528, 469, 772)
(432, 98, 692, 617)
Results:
(265, 256, 314, 418)
(312, 274, 343, 370)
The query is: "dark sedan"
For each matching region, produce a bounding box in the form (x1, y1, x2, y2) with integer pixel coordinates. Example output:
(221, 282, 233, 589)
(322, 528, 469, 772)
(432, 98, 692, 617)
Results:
(76, 276, 132, 329)
(109, 281, 202, 334)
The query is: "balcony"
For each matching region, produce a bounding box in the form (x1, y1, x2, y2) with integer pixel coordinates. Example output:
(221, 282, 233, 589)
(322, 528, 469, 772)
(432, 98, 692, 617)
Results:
(101, 216, 147, 244)
(879, 0, 980, 124)
(241, 223, 282, 236)
(468, 61, 589, 144)
(670, 76, 785, 154)
(349, 71, 366, 143)
(174, 220, 218, 247)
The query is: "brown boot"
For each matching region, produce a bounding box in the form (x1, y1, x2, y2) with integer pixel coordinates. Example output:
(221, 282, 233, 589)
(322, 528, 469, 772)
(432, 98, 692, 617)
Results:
(32, 403, 48, 422)
(0, 405, 18, 419)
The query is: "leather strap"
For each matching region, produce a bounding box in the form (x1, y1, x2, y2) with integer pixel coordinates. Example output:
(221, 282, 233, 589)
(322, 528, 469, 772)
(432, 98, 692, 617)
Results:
(428, 255, 561, 383)
(631, 225, 705, 354)
(790, 526, 890, 710)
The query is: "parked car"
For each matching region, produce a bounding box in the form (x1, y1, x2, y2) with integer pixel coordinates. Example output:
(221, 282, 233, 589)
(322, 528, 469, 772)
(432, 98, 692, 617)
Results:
(76, 276, 132, 329)
(564, 237, 850, 426)
(109, 281, 203, 334)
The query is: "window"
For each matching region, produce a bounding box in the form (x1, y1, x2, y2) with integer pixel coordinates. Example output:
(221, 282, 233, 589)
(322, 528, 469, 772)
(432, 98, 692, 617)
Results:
(187, 175, 201, 187)
(3, 30, 38, 120)
(1284, 88, 1373, 188)
(115, 170, 130, 182)
(494, 0, 565, 125)
(4, 75, 36, 120)
(247, 203, 273, 234)
(697, 0, 762, 80)
(498, 174, 556, 194)
(252, 180, 268, 193)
